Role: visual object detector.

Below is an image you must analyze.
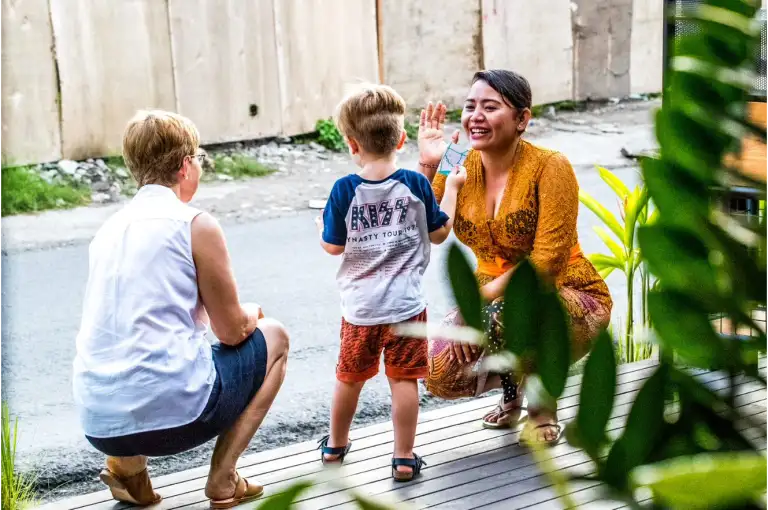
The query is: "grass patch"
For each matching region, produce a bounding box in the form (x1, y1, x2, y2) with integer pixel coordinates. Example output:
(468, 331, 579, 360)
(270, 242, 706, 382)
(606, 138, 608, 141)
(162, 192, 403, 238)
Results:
(102, 155, 125, 168)
(211, 154, 276, 179)
(2, 404, 36, 510)
(404, 121, 419, 142)
(1, 166, 90, 216)
(446, 109, 463, 123)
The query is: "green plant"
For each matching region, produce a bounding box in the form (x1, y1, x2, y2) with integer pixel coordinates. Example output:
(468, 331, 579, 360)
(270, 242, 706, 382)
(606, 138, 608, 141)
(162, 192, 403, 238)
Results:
(579, 166, 656, 362)
(1, 166, 90, 216)
(315, 118, 347, 152)
(2, 404, 36, 510)
(404, 120, 419, 142)
(437, 0, 766, 507)
(445, 109, 463, 123)
(211, 154, 275, 179)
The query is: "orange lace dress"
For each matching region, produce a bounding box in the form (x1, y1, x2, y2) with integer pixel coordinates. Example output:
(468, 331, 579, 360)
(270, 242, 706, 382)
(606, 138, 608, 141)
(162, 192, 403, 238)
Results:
(425, 140, 613, 399)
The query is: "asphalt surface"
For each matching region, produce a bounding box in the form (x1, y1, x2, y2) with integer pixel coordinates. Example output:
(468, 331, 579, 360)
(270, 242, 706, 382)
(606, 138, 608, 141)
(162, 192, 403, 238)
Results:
(1, 164, 642, 501)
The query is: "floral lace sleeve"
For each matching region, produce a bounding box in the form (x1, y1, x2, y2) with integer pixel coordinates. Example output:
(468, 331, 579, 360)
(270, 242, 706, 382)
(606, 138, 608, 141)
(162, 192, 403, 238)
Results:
(432, 172, 448, 203)
(530, 152, 579, 280)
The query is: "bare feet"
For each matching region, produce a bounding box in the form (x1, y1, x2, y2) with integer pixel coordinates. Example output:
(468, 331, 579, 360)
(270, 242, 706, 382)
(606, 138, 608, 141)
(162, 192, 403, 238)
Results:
(482, 395, 524, 428)
(519, 408, 563, 446)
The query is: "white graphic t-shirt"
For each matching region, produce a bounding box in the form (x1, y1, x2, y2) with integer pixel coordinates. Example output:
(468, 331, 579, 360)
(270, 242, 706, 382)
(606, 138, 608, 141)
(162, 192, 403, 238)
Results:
(322, 169, 449, 325)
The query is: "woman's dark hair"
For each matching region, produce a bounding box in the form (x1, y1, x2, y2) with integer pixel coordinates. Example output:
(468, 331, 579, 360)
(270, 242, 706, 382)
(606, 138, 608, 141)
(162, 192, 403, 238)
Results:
(471, 70, 532, 111)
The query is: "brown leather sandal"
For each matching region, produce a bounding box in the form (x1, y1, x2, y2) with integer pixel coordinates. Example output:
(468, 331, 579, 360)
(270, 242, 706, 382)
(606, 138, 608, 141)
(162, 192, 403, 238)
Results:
(209, 473, 264, 509)
(99, 468, 162, 506)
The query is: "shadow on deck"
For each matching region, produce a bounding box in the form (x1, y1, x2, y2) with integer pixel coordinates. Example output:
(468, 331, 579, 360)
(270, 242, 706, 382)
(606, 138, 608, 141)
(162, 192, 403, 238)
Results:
(39, 358, 767, 510)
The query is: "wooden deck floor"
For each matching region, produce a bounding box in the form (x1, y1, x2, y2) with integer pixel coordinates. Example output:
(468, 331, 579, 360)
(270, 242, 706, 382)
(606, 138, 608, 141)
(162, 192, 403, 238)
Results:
(41, 358, 766, 510)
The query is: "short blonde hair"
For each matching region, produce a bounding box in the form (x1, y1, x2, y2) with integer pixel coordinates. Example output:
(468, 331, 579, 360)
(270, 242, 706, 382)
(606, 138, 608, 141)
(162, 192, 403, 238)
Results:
(122, 110, 200, 186)
(335, 84, 406, 156)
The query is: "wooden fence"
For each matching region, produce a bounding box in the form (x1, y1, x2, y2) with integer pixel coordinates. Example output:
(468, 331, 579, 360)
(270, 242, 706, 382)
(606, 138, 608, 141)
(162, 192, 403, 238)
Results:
(1, 0, 663, 167)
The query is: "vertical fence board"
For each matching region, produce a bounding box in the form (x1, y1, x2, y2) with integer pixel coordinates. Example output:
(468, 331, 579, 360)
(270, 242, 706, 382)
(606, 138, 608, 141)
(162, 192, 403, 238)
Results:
(1, 0, 62, 166)
(168, 0, 282, 144)
(274, 0, 378, 136)
(481, 0, 574, 105)
(49, 0, 176, 160)
(572, 0, 633, 100)
(630, 0, 664, 94)
(379, 0, 481, 109)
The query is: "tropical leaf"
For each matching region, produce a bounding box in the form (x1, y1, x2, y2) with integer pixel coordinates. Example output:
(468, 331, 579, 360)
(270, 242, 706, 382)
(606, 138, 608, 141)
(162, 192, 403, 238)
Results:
(597, 166, 631, 199)
(579, 189, 625, 241)
(593, 226, 626, 262)
(589, 254, 624, 272)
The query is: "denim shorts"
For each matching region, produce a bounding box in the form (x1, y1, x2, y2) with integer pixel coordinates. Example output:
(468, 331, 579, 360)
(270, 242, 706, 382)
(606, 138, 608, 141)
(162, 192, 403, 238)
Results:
(86, 328, 268, 457)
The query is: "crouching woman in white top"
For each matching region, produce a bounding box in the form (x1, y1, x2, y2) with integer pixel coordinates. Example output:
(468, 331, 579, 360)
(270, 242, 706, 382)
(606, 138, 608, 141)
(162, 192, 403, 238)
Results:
(72, 110, 289, 508)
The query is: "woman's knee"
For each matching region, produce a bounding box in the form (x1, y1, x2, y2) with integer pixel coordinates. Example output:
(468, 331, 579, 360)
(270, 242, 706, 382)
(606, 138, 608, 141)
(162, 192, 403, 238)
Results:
(258, 317, 290, 357)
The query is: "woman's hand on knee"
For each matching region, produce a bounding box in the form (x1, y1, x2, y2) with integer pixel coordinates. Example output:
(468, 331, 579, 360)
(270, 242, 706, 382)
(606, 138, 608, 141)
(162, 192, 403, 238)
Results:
(449, 341, 479, 364)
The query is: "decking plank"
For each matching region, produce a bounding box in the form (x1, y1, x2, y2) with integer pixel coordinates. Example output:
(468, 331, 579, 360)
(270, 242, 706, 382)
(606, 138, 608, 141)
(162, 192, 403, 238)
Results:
(82, 365, 674, 510)
(41, 360, 663, 510)
(39, 358, 766, 510)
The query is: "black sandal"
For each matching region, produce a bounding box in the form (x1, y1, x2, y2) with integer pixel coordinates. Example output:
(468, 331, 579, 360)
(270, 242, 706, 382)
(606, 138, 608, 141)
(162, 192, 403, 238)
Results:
(318, 434, 352, 465)
(391, 453, 427, 482)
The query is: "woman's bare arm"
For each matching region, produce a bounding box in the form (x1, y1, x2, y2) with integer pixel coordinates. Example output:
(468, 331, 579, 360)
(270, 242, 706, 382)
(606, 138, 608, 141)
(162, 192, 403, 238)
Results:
(191, 212, 260, 346)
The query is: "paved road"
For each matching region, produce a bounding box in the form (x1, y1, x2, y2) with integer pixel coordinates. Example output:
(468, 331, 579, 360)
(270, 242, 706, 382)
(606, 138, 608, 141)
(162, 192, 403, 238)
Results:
(1, 165, 642, 500)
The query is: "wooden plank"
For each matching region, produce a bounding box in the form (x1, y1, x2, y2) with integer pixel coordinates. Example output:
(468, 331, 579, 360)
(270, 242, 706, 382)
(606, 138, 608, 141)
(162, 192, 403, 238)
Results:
(50, 360, 661, 510)
(378, 0, 482, 109)
(323, 385, 766, 510)
(421, 405, 766, 510)
(481, 0, 574, 105)
(147, 370, 759, 510)
(49, 0, 176, 160)
(1, 0, 62, 165)
(273, 0, 378, 136)
(92, 363, 664, 509)
(45, 358, 766, 510)
(630, 0, 664, 94)
(167, 0, 282, 145)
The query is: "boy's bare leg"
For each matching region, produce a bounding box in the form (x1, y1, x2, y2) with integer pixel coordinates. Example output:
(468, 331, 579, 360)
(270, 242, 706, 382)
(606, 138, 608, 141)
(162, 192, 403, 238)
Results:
(205, 318, 289, 500)
(388, 377, 419, 475)
(326, 380, 365, 461)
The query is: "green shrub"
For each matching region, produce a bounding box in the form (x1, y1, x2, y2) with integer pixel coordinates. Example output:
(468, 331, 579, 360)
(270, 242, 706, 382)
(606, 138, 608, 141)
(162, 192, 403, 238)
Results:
(1, 166, 90, 216)
(404, 121, 419, 142)
(315, 118, 346, 152)
(211, 155, 275, 179)
(1, 404, 36, 510)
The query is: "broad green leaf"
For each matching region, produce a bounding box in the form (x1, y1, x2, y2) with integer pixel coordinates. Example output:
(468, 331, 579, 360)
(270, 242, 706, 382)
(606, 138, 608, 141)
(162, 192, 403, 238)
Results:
(641, 157, 709, 234)
(593, 226, 626, 262)
(597, 166, 630, 199)
(578, 189, 625, 241)
(352, 492, 403, 510)
(597, 267, 615, 279)
(637, 224, 723, 309)
(255, 480, 314, 509)
(447, 243, 483, 331)
(589, 254, 624, 272)
(537, 290, 570, 398)
(575, 330, 617, 459)
(648, 291, 726, 369)
(603, 364, 668, 490)
(503, 259, 540, 356)
(630, 452, 767, 510)
(623, 187, 643, 248)
(656, 109, 731, 184)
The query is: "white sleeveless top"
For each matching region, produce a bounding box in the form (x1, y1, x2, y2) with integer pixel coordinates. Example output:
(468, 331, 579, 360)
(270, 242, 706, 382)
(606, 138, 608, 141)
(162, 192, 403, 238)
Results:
(72, 184, 215, 438)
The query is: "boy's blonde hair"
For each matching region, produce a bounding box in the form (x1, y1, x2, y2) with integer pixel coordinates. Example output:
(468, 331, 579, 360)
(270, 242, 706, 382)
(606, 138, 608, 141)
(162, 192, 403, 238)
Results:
(335, 83, 406, 156)
(122, 110, 200, 187)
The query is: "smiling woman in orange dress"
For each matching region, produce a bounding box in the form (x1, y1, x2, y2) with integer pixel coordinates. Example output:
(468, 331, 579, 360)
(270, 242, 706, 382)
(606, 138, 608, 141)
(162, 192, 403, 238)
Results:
(415, 70, 613, 446)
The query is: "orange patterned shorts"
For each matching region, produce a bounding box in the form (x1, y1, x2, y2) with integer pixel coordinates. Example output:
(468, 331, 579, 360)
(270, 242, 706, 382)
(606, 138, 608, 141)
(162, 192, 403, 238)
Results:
(337, 309, 428, 383)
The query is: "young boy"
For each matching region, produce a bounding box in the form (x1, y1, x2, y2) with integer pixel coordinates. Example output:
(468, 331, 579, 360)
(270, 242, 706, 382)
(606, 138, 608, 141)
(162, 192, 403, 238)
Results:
(314, 84, 460, 481)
